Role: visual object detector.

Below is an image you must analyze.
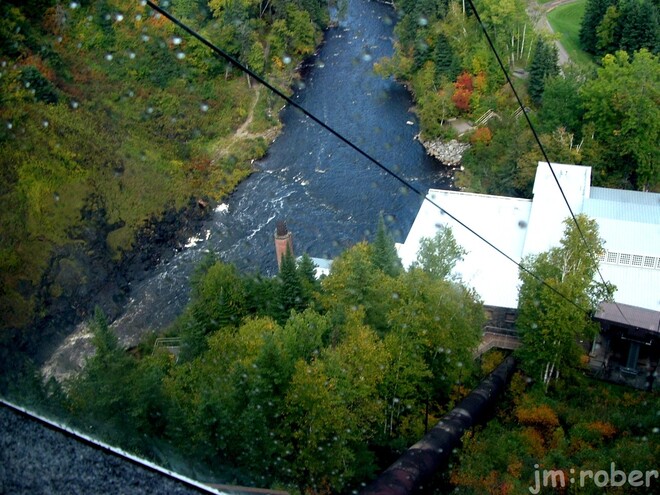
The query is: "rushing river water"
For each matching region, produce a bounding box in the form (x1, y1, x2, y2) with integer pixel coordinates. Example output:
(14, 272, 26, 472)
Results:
(45, 0, 452, 370)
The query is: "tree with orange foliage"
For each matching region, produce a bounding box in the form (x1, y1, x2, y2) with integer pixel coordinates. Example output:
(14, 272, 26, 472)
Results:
(452, 71, 474, 113)
(470, 127, 493, 145)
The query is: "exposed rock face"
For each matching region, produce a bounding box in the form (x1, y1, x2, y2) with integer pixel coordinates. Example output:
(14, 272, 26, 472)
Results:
(421, 138, 470, 167)
(28, 197, 211, 367)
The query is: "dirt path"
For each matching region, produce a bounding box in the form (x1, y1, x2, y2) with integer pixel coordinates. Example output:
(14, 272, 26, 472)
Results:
(213, 86, 281, 161)
(528, 0, 581, 66)
(235, 86, 263, 139)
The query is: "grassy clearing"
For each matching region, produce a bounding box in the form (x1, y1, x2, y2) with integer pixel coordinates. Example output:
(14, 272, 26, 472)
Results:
(547, 0, 597, 68)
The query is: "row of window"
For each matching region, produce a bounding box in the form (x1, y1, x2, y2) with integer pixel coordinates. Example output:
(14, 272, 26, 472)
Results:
(599, 251, 660, 270)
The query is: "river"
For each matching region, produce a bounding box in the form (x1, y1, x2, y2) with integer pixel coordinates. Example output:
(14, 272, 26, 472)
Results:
(43, 0, 452, 375)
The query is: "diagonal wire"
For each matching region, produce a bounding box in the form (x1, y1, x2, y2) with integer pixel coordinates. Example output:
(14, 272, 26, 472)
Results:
(145, 0, 592, 316)
(465, 0, 627, 323)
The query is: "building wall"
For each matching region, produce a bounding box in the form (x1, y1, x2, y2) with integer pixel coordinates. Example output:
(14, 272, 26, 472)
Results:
(483, 305, 518, 334)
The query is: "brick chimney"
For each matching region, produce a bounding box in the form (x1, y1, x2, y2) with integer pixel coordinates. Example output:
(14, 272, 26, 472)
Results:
(274, 221, 293, 270)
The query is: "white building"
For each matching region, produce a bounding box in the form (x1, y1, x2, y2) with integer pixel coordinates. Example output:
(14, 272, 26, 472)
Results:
(396, 162, 660, 382)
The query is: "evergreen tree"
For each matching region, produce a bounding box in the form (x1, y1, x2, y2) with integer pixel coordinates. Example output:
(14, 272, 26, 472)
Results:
(528, 39, 559, 105)
(434, 33, 460, 82)
(297, 252, 319, 305)
(371, 213, 403, 277)
(596, 5, 621, 55)
(297, 252, 318, 286)
(580, 0, 616, 54)
(276, 247, 304, 323)
(67, 307, 139, 445)
(413, 34, 432, 69)
(617, 0, 659, 54)
(89, 306, 118, 356)
(244, 273, 280, 319)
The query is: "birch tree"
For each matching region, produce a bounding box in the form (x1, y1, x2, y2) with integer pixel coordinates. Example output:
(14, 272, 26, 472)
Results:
(515, 215, 614, 391)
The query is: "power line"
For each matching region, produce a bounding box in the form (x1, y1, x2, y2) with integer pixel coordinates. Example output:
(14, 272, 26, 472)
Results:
(465, 0, 628, 323)
(144, 1, 592, 316)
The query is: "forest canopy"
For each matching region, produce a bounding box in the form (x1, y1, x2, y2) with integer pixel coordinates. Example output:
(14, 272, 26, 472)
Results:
(34, 230, 486, 494)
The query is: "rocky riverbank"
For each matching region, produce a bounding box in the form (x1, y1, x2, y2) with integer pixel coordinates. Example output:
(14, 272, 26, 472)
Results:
(418, 137, 471, 167)
(27, 197, 213, 368)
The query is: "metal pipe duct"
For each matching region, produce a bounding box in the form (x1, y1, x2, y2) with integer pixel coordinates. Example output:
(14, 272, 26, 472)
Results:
(361, 356, 517, 495)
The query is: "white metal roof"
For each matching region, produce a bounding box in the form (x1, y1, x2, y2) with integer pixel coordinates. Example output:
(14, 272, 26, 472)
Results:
(396, 190, 532, 308)
(397, 162, 660, 313)
(591, 186, 660, 206)
(302, 256, 333, 278)
(522, 162, 591, 257)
